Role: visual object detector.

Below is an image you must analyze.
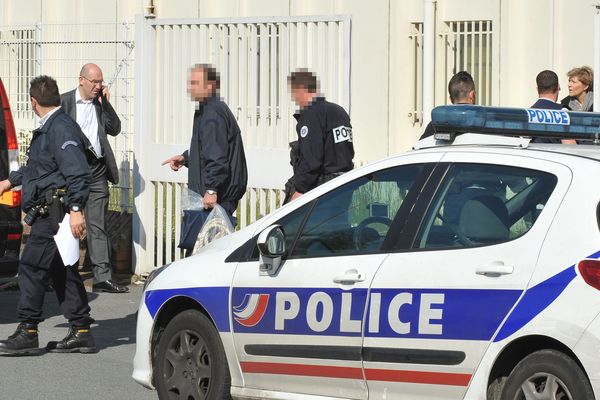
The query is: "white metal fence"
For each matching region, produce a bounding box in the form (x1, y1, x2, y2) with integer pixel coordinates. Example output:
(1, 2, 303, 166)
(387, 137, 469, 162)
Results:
(440, 20, 494, 106)
(133, 15, 351, 273)
(409, 19, 495, 126)
(0, 22, 135, 210)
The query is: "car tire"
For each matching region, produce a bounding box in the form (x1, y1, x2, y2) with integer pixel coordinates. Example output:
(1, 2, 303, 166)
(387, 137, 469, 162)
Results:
(500, 349, 594, 400)
(154, 309, 231, 400)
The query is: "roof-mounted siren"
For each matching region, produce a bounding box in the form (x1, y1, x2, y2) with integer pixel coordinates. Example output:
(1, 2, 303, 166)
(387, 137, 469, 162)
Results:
(431, 105, 600, 143)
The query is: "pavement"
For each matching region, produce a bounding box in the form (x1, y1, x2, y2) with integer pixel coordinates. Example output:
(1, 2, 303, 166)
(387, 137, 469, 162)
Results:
(0, 277, 155, 400)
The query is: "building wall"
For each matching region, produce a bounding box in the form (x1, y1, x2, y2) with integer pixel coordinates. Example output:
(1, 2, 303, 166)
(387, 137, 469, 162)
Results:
(1, 0, 597, 162)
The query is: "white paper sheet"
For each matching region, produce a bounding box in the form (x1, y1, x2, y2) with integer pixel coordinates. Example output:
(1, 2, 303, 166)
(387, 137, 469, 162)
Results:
(53, 213, 80, 266)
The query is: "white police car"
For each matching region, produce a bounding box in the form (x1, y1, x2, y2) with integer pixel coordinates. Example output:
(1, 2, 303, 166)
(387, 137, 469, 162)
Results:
(133, 105, 600, 400)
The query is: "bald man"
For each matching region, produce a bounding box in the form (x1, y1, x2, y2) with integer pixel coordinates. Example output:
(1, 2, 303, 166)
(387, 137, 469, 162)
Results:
(61, 63, 128, 293)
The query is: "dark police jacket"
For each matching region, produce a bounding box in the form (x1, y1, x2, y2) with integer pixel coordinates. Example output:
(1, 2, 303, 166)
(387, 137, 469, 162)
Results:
(182, 95, 248, 208)
(60, 89, 121, 184)
(530, 98, 563, 144)
(8, 108, 91, 212)
(293, 97, 354, 193)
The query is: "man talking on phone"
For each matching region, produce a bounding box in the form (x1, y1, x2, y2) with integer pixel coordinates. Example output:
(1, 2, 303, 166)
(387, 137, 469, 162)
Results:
(60, 63, 128, 293)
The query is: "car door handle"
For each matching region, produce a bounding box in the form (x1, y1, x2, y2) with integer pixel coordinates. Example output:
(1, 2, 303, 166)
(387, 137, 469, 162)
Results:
(333, 270, 365, 284)
(476, 262, 514, 277)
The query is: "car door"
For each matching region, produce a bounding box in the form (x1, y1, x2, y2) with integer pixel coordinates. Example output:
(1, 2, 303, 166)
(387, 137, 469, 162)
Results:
(230, 159, 438, 399)
(363, 152, 572, 400)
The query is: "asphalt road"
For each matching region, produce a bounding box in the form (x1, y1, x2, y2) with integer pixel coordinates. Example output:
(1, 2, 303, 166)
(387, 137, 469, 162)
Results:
(0, 282, 155, 400)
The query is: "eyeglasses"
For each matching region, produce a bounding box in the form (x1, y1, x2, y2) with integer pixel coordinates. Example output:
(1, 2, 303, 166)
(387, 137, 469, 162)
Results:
(80, 76, 104, 86)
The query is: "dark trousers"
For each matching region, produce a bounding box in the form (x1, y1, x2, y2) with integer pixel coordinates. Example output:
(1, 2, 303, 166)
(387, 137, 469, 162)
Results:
(85, 160, 112, 284)
(17, 217, 93, 327)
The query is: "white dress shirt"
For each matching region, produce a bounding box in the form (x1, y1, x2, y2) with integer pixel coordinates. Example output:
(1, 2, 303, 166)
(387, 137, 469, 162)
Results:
(38, 106, 62, 128)
(75, 87, 102, 158)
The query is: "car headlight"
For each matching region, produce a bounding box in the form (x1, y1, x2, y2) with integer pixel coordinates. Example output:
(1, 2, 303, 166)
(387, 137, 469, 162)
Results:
(143, 263, 171, 290)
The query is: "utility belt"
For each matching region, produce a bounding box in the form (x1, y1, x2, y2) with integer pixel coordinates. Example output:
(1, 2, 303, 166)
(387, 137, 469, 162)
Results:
(24, 188, 67, 227)
(317, 171, 346, 185)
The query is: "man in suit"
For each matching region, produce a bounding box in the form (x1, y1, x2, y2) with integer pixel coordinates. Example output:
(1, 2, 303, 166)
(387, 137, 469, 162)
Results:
(531, 70, 576, 144)
(61, 63, 129, 293)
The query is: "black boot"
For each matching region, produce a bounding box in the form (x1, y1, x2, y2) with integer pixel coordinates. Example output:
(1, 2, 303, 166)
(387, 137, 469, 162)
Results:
(0, 323, 40, 355)
(46, 326, 97, 354)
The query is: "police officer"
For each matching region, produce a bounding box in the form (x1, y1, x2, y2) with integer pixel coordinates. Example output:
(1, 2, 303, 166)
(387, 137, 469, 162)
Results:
(419, 71, 476, 140)
(286, 70, 354, 202)
(0, 75, 96, 355)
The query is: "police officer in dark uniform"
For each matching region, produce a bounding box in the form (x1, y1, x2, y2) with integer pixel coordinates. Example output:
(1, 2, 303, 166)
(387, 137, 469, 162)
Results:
(285, 70, 354, 202)
(0, 75, 96, 355)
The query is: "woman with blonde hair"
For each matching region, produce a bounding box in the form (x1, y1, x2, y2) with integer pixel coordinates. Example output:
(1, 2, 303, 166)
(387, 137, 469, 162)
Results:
(561, 66, 594, 111)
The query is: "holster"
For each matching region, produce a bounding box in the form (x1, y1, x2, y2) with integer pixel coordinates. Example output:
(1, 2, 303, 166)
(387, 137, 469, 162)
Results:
(282, 177, 296, 205)
(283, 141, 301, 206)
(317, 171, 345, 186)
(44, 189, 67, 231)
(289, 141, 300, 168)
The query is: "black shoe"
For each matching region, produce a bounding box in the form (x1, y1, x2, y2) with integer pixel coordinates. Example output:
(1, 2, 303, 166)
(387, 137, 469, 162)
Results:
(46, 326, 97, 354)
(92, 280, 129, 293)
(0, 323, 40, 355)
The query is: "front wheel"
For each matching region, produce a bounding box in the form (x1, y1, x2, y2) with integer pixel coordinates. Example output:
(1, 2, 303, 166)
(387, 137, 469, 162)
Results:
(501, 349, 594, 400)
(154, 309, 231, 400)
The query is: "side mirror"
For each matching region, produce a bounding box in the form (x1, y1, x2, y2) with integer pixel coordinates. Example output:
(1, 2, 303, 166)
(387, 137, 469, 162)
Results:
(256, 225, 285, 275)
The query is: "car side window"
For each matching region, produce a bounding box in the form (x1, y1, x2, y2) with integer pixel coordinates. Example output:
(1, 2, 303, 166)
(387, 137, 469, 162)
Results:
(288, 164, 425, 258)
(276, 202, 312, 252)
(415, 163, 557, 249)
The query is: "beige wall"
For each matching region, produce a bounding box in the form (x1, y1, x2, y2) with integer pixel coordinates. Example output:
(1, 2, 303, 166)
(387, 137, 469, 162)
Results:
(1, 0, 598, 161)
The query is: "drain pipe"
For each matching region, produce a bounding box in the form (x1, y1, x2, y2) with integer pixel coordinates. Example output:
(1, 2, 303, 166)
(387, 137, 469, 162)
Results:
(595, 3, 599, 111)
(423, 0, 436, 126)
(144, 0, 156, 18)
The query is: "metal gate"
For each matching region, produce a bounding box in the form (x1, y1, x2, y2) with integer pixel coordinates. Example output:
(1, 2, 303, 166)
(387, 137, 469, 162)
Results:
(133, 15, 351, 274)
(0, 22, 135, 211)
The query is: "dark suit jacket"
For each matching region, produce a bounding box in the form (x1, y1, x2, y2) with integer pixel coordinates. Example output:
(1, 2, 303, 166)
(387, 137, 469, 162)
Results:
(60, 89, 121, 184)
(530, 98, 563, 144)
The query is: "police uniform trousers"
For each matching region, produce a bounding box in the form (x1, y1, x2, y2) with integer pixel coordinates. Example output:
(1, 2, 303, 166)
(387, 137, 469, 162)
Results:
(85, 158, 112, 284)
(17, 217, 93, 327)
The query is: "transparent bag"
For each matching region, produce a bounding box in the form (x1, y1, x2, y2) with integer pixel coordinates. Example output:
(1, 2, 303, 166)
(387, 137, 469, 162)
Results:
(192, 204, 234, 253)
(181, 188, 204, 211)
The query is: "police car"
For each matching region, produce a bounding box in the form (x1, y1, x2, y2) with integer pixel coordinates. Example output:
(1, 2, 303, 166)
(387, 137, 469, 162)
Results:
(133, 105, 600, 400)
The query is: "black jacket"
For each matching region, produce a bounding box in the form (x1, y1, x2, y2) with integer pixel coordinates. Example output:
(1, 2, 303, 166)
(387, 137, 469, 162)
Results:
(60, 89, 121, 184)
(182, 96, 247, 208)
(560, 95, 593, 112)
(420, 122, 434, 139)
(8, 108, 91, 211)
(293, 97, 354, 193)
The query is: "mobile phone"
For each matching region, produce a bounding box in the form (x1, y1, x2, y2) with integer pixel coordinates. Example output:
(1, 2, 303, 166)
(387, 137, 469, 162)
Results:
(98, 88, 107, 104)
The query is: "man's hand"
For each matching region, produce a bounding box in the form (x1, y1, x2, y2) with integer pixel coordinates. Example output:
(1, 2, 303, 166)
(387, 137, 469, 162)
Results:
(70, 211, 86, 240)
(291, 191, 303, 201)
(0, 180, 12, 196)
(99, 86, 110, 103)
(161, 155, 185, 171)
(204, 192, 217, 209)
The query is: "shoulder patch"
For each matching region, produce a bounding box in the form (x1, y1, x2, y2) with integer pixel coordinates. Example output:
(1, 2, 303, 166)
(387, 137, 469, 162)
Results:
(332, 125, 352, 143)
(61, 140, 79, 150)
(300, 125, 309, 138)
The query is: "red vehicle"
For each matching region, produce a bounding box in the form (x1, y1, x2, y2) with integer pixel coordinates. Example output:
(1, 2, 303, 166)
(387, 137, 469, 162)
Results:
(0, 78, 23, 278)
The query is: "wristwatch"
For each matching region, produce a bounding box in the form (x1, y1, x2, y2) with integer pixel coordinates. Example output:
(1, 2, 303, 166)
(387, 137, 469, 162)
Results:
(206, 190, 217, 195)
(70, 205, 82, 212)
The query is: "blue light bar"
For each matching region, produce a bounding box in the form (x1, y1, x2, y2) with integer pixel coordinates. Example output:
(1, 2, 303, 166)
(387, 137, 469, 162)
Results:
(431, 105, 600, 141)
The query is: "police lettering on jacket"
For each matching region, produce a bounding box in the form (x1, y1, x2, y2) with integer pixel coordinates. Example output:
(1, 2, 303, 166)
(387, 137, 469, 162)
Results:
(293, 97, 354, 193)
